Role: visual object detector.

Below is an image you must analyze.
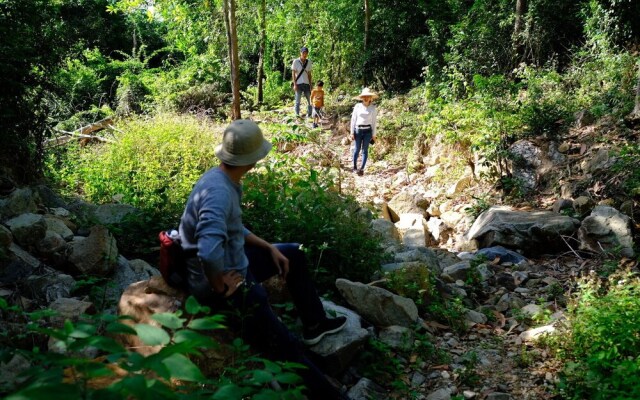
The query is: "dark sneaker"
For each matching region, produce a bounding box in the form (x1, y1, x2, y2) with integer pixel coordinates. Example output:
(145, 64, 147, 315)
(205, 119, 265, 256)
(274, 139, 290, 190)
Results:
(357, 169, 364, 176)
(352, 167, 358, 173)
(303, 316, 347, 345)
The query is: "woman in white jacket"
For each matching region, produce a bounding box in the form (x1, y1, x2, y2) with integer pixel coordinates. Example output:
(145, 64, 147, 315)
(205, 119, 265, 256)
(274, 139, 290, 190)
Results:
(350, 88, 378, 176)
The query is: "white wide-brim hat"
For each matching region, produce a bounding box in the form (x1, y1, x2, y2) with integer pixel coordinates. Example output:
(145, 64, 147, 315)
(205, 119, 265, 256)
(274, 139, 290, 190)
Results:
(354, 87, 379, 100)
(215, 120, 273, 166)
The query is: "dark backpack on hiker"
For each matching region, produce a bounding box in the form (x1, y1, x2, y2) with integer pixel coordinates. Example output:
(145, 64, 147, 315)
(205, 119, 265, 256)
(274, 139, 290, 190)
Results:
(158, 230, 195, 289)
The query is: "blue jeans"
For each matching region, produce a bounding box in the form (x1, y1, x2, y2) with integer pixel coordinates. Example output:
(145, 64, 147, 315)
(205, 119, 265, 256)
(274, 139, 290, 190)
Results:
(187, 243, 344, 399)
(295, 83, 312, 117)
(353, 127, 373, 170)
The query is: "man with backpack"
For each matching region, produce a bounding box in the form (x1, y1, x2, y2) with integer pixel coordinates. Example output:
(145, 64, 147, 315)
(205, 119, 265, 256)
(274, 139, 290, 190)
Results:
(292, 46, 313, 118)
(178, 120, 348, 399)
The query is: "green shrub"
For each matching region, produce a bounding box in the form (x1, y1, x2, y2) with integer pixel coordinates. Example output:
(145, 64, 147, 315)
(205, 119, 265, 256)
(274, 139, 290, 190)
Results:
(45, 113, 218, 252)
(145, 54, 227, 113)
(612, 144, 640, 197)
(385, 266, 433, 312)
(557, 269, 640, 399)
(516, 67, 572, 138)
(53, 50, 108, 112)
(242, 155, 385, 292)
(48, 113, 216, 214)
(0, 297, 304, 399)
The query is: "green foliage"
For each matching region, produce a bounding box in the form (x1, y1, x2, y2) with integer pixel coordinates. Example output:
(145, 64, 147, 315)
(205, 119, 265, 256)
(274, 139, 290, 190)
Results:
(385, 266, 433, 311)
(242, 156, 384, 292)
(515, 346, 535, 368)
(427, 296, 468, 335)
(1, 296, 304, 399)
(266, 119, 311, 148)
(555, 269, 640, 399)
(612, 144, 640, 197)
(517, 67, 572, 138)
(44, 113, 217, 252)
(456, 350, 480, 386)
(464, 196, 492, 220)
(352, 336, 432, 397)
(47, 113, 215, 213)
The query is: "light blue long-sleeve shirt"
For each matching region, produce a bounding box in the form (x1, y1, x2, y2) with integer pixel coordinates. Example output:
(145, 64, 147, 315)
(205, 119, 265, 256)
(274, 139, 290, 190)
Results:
(179, 167, 251, 277)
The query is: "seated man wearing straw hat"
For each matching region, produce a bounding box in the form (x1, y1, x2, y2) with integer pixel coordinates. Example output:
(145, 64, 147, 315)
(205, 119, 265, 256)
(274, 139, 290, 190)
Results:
(179, 120, 348, 399)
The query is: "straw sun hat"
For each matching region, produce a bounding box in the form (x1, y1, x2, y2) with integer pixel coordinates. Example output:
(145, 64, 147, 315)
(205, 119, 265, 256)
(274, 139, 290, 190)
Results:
(355, 87, 379, 100)
(215, 120, 273, 166)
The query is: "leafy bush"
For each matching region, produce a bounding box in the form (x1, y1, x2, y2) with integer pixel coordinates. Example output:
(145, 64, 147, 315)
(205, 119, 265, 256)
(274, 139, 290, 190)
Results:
(53, 50, 108, 112)
(242, 155, 385, 292)
(612, 144, 640, 197)
(567, 45, 637, 118)
(384, 266, 433, 311)
(145, 54, 228, 113)
(244, 70, 293, 110)
(516, 67, 572, 138)
(557, 269, 640, 399)
(1, 297, 305, 399)
(45, 113, 218, 252)
(49, 113, 216, 214)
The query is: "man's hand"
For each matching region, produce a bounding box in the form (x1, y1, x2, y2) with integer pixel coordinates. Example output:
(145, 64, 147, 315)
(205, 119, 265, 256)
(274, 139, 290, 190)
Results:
(270, 245, 290, 280)
(212, 270, 245, 297)
(293, 83, 298, 91)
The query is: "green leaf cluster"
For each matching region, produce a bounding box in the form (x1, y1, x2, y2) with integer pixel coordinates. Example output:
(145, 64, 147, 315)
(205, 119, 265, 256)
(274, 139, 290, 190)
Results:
(242, 155, 385, 292)
(555, 269, 640, 399)
(1, 296, 305, 399)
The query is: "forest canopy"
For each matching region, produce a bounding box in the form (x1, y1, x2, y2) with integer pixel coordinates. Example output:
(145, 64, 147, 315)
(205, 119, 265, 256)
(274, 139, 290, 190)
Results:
(1, 0, 639, 179)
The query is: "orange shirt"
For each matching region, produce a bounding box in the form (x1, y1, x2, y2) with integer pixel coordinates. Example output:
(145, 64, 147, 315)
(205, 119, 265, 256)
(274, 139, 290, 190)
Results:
(311, 88, 324, 107)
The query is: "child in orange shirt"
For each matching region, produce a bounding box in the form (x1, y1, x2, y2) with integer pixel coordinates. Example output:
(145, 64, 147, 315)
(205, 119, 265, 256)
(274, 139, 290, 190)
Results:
(310, 80, 325, 128)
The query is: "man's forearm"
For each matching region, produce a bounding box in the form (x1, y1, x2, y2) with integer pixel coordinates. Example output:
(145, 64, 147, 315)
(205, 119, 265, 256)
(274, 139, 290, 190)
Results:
(245, 232, 273, 250)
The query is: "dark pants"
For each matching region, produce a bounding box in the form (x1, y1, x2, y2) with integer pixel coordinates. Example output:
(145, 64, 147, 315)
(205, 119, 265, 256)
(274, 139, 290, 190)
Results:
(189, 243, 344, 399)
(353, 127, 373, 170)
(295, 83, 312, 117)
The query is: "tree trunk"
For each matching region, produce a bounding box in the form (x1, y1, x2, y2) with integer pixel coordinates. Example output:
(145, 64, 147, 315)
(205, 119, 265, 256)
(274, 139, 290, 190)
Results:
(513, 0, 527, 65)
(363, 0, 371, 85)
(328, 40, 336, 85)
(223, 0, 241, 120)
(257, 0, 266, 104)
(364, 0, 370, 52)
(633, 62, 640, 116)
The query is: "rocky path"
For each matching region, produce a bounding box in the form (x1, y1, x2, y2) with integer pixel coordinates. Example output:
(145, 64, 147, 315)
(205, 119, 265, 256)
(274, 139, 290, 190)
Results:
(309, 120, 593, 400)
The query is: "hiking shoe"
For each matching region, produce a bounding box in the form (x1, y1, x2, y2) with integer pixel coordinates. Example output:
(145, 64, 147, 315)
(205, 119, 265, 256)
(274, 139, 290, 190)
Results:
(302, 316, 347, 345)
(352, 167, 358, 174)
(357, 169, 364, 176)
(312, 123, 318, 128)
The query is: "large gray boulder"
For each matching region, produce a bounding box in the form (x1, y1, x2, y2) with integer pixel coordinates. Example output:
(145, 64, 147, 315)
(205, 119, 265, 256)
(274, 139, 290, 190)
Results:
(347, 377, 388, 400)
(5, 213, 47, 249)
(509, 140, 542, 191)
(466, 206, 580, 256)
(68, 225, 119, 276)
(370, 219, 401, 246)
(388, 191, 428, 215)
(335, 278, 419, 327)
(0, 188, 38, 220)
(578, 205, 634, 258)
(23, 271, 76, 304)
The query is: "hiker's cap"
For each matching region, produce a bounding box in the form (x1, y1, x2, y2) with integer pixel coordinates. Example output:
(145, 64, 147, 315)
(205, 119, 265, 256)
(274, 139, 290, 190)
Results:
(355, 87, 379, 100)
(300, 46, 309, 53)
(215, 120, 272, 166)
